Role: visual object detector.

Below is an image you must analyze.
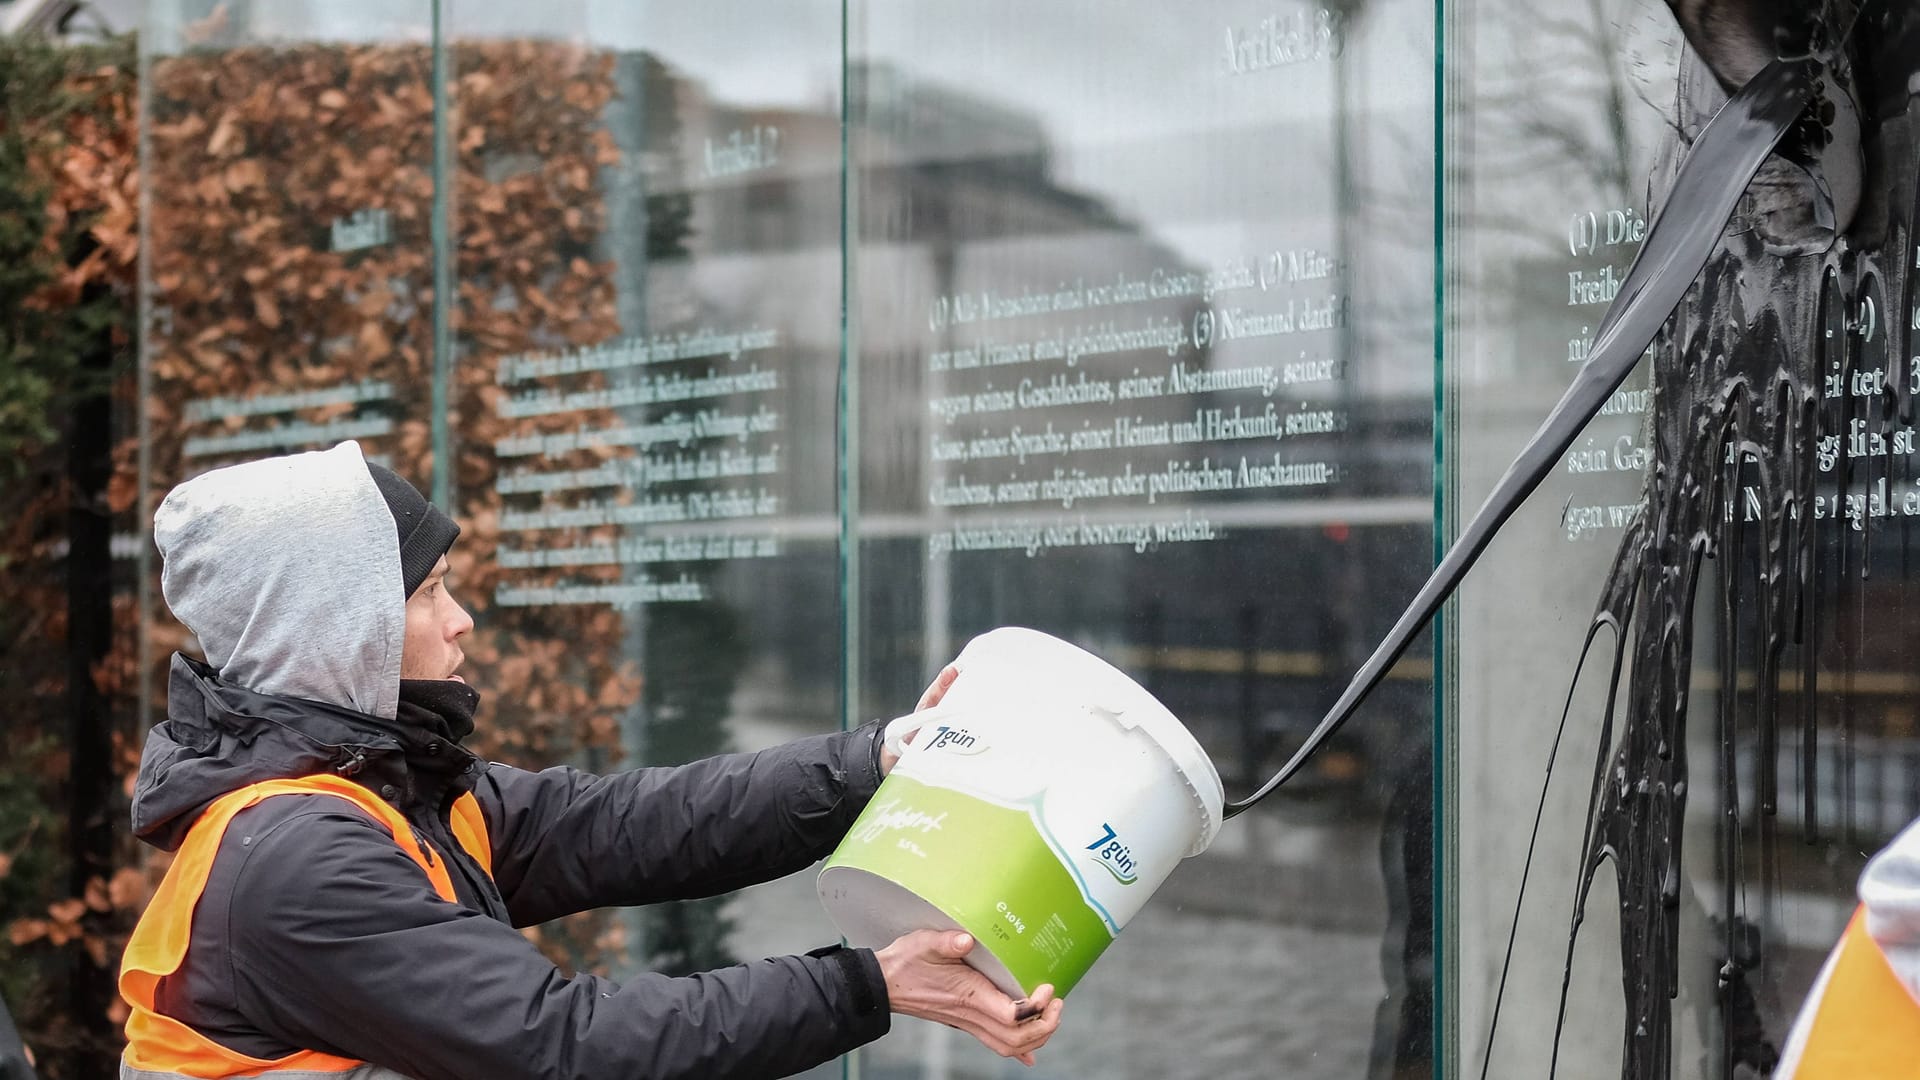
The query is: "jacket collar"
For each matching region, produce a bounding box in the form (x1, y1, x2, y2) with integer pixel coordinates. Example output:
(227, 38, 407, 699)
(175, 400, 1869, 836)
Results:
(131, 653, 482, 852)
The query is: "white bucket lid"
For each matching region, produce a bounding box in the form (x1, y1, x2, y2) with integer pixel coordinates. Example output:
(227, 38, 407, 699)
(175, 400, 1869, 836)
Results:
(951, 627, 1225, 854)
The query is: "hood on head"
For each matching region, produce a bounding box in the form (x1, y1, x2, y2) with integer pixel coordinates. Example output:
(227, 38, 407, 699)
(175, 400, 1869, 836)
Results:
(154, 440, 405, 719)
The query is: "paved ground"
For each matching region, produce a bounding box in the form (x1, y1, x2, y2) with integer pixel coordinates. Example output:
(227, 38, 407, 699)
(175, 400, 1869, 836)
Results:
(714, 689, 1411, 1079)
(728, 822, 1396, 1080)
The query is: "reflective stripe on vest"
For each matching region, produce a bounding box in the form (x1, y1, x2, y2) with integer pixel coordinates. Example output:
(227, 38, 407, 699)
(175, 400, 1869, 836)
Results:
(120, 774, 494, 1079)
(1780, 905, 1920, 1078)
(122, 1063, 411, 1080)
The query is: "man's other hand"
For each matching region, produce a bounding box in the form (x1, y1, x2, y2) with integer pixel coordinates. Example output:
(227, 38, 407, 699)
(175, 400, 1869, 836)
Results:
(875, 929, 1065, 1066)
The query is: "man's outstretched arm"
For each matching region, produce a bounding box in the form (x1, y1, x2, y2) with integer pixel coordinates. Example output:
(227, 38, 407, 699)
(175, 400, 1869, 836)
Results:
(475, 721, 887, 925)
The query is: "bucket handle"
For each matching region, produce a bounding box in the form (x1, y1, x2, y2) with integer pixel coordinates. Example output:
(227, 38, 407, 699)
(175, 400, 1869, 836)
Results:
(882, 703, 965, 760)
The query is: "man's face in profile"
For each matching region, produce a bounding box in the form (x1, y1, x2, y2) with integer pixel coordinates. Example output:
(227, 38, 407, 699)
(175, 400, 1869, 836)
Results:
(399, 555, 472, 681)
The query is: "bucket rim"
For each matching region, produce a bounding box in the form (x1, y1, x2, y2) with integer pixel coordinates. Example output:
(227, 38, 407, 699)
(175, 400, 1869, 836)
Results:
(956, 627, 1226, 853)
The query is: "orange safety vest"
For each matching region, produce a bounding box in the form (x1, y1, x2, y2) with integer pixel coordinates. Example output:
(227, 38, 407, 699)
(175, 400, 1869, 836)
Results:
(119, 774, 494, 1080)
(1780, 905, 1920, 1078)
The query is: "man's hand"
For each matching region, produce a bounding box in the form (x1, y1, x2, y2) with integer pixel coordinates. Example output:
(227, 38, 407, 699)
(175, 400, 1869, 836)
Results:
(876, 929, 1065, 1066)
(879, 664, 960, 776)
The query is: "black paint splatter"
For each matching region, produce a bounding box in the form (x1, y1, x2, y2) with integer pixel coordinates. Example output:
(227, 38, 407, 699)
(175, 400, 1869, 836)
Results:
(1549, 3, 1920, 1077)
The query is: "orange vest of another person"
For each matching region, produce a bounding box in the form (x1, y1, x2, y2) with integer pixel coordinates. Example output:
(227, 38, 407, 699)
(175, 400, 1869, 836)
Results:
(1778, 905, 1920, 1078)
(119, 774, 494, 1080)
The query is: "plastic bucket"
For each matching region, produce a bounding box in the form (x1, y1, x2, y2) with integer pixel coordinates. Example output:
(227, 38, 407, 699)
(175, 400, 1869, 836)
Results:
(818, 627, 1224, 997)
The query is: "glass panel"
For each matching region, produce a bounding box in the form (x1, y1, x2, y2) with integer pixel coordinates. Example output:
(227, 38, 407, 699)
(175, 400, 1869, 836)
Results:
(1443, 3, 1670, 1067)
(1447, 2, 1920, 1076)
(848, 3, 1438, 1076)
(443, 3, 848, 1055)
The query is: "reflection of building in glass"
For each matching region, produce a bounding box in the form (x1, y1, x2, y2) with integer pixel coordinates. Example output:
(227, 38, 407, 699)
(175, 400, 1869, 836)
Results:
(569, 65, 1441, 997)
(845, 61, 1433, 811)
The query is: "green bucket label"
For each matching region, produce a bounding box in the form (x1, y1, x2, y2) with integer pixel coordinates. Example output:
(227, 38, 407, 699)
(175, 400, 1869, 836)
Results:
(826, 774, 1116, 995)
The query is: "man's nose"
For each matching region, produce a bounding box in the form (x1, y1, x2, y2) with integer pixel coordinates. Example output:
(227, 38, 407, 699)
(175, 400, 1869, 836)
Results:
(450, 600, 474, 639)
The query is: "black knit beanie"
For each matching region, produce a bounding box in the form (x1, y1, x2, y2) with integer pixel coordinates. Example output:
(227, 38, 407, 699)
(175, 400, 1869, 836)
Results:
(365, 462, 461, 598)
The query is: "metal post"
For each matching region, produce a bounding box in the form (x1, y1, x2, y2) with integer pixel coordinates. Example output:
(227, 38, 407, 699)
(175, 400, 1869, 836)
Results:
(429, 0, 454, 507)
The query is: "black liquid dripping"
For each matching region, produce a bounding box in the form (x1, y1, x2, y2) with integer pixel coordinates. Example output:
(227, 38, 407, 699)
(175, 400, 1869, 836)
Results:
(1221, 58, 1816, 819)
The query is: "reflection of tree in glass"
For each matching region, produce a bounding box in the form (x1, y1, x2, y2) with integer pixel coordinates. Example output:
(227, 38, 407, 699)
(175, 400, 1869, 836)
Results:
(1454, 0, 1679, 260)
(142, 37, 643, 984)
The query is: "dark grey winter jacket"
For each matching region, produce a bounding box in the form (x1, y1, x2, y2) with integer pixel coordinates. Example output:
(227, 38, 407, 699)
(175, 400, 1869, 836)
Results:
(130, 653, 892, 1080)
(134, 442, 891, 1079)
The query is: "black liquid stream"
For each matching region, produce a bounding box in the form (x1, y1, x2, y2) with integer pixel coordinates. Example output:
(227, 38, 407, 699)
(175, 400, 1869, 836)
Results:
(1219, 57, 1816, 819)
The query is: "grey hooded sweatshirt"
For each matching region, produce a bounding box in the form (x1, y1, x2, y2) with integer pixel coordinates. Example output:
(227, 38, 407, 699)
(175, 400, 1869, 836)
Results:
(133, 442, 891, 1079)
